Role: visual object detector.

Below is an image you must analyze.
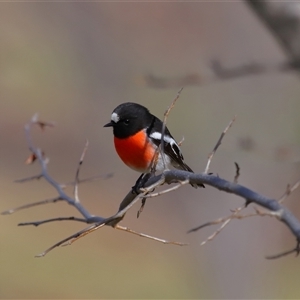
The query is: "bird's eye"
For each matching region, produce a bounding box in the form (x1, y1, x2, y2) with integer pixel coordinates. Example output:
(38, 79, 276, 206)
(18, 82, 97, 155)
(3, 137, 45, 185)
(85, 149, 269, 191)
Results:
(123, 119, 130, 125)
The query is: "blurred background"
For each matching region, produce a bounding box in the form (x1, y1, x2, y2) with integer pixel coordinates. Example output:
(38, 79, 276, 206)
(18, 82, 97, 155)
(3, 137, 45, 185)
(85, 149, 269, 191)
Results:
(1, 2, 300, 299)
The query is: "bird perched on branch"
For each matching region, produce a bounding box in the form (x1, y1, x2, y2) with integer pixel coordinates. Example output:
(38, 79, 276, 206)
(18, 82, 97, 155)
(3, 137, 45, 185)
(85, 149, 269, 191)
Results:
(104, 102, 204, 188)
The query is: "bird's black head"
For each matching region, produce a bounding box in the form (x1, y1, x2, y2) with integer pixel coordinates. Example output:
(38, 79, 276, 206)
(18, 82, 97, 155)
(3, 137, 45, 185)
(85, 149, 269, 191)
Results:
(104, 102, 153, 138)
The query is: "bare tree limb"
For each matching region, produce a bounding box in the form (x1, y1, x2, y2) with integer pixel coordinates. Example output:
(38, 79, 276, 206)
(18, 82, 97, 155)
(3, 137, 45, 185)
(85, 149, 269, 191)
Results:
(3, 99, 300, 258)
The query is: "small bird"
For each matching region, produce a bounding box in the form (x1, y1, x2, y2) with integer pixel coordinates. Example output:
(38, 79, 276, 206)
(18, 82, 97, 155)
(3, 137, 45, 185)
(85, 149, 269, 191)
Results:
(104, 102, 204, 188)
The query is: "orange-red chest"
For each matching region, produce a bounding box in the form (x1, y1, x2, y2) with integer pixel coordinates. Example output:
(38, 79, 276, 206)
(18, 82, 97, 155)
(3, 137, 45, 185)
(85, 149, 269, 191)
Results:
(114, 130, 156, 172)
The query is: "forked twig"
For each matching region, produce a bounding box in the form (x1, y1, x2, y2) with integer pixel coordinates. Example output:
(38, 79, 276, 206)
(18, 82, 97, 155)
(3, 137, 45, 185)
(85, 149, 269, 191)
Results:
(188, 204, 246, 242)
(35, 222, 106, 257)
(35, 186, 172, 257)
(189, 178, 300, 251)
(200, 218, 232, 246)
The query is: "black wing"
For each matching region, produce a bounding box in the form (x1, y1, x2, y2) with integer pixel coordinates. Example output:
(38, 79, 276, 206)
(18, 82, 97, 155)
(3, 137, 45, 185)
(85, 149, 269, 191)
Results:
(147, 115, 193, 171)
(147, 115, 205, 188)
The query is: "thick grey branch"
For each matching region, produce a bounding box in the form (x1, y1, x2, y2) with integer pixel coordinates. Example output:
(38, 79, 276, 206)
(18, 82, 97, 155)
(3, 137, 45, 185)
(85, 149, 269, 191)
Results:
(147, 170, 300, 241)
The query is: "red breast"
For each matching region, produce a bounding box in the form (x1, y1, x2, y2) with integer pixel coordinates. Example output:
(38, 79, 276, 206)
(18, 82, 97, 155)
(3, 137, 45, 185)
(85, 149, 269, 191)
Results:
(114, 130, 156, 172)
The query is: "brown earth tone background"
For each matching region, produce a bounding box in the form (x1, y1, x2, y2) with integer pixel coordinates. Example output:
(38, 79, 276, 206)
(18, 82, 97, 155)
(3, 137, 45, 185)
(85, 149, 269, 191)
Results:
(1, 2, 300, 299)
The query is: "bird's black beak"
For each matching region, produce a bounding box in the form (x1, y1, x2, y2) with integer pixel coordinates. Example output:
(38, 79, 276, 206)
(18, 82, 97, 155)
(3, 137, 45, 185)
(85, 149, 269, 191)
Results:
(104, 121, 114, 127)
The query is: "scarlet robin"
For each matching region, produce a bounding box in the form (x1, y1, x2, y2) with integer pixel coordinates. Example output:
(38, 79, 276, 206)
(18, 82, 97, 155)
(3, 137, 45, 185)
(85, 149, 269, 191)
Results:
(104, 102, 204, 188)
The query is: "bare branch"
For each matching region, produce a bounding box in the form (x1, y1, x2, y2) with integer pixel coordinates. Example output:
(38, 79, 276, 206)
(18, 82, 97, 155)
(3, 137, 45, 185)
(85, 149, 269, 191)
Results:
(1, 197, 62, 215)
(188, 204, 246, 233)
(278, 179, 300, 204)
(135, 88, 183, 217)
(14, 174, 43, 183)
(18, 216, 87, 227)
(23, 116, 95, 220)
(5, 108, 300, 259)
(115, 225, 188, 246)
(137, 198, 147, 218)
(74, 140, 89, 203)
(266, 241, 300, 260)
(204, 116, 236, 174)
(142, 179, 189, 198)
(35, 223, 106, 257)
(200, 218, 232, 247)
(160, 87, 183, 171)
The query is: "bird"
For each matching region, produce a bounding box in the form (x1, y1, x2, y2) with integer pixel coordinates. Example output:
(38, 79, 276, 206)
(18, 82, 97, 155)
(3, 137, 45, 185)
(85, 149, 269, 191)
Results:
(104, 102, 204, 188)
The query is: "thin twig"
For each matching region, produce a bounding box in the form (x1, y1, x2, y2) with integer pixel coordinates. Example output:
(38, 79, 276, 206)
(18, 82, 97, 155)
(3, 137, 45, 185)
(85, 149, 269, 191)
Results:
(115, 225, 188, 246)
(74, 140, 89, 203)
(160, 87, 183, 170)
(62, 223, 107, 247)
(266, 248, 299, 259)
(136, 90, 182, 216)
(14, 174, 43, 183)
(188, 204, 245, 234)
(278, 179, 300, 204)
(266, 243, 300, 260)
(204, 116, 236, 174)
(142, 180, 189, 198)
(36, 188, 156, 256)
(137, 198, 147, 218)
(37, 175, 175, 256)
(198, 205, 245, 246)
(200, 218, 232, 246)
(35, 223, 106, 257)
(24, 115, 94, 220)
(177, 136, 185, 146)
(1, 197, 62, 215)
(234, 162, 240, 183)
(18, 216, 87, 226)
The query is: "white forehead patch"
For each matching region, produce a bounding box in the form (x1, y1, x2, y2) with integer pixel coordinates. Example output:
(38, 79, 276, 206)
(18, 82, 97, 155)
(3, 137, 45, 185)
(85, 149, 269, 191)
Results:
(111, 112, 120, 123)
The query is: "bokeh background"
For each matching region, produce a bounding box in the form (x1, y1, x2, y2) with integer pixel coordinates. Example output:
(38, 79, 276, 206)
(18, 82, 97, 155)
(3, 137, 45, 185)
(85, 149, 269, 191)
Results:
(1, 2, 300, 299)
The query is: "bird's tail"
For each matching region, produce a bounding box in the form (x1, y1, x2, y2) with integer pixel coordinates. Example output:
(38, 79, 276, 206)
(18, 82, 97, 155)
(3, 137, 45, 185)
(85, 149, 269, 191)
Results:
(180, 162, 205, 189)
